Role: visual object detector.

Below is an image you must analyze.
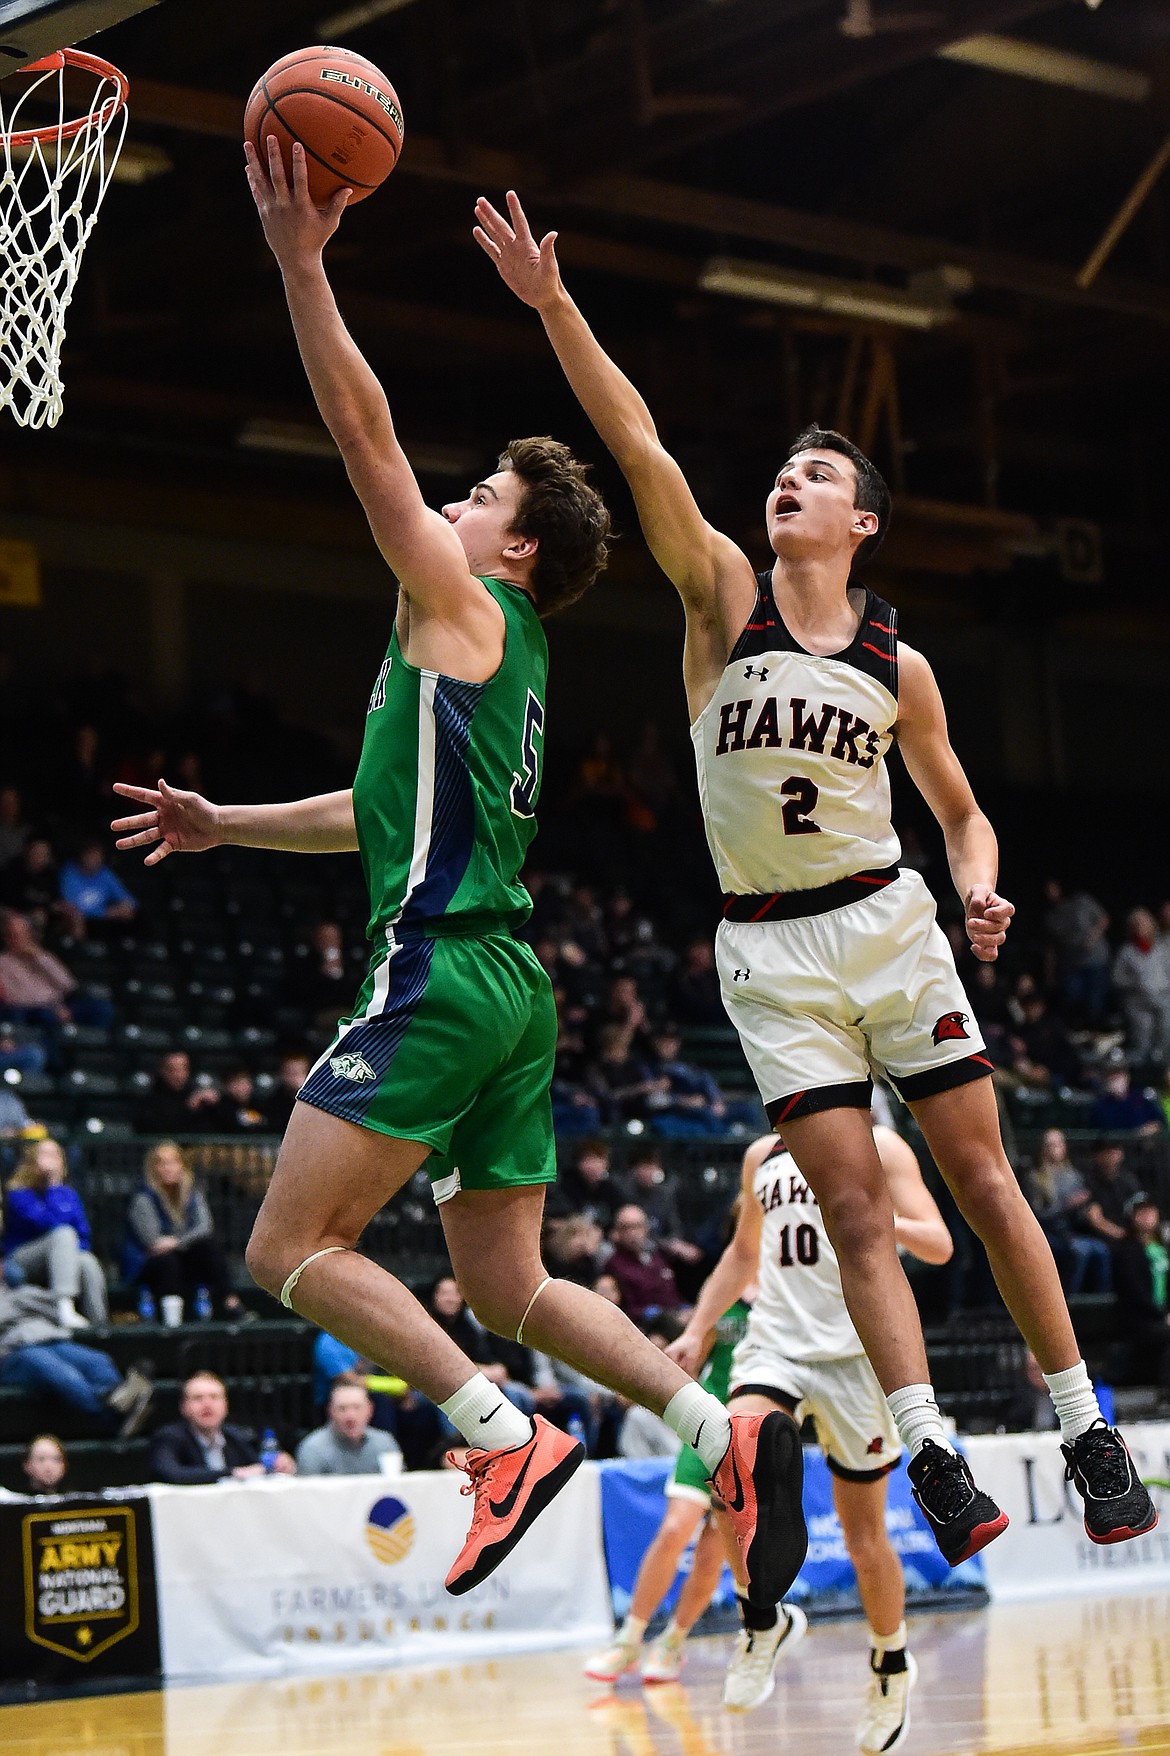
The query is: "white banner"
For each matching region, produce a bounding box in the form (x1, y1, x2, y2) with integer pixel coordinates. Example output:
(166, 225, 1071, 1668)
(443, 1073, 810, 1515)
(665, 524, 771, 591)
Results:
(965, 1422, 1170, 1602)
(150, 1464, 611, 1680)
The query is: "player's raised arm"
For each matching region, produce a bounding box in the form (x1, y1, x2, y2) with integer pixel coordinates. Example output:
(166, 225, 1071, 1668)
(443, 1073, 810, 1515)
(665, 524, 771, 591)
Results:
(874, 1126, 954, 1266)
(893, 643, 1016, 963)
(245, 138, 482, 622)
(667, 1138, 771, 1377)
(111, 781, 358, 865)
(474, 191, 728, 607)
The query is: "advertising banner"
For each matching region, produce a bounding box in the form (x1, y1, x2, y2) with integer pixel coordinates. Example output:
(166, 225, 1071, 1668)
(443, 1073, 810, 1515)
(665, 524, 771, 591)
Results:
(151, 1464, 612, 1680)
(964, 1423, 1170, 1602)
(0, 1493, 161, 1686)
(598, 1445, 985, 1620)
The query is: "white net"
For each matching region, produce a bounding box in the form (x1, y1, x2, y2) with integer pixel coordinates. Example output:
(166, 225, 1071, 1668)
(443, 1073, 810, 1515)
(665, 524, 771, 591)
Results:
(0, 51, 128, 429)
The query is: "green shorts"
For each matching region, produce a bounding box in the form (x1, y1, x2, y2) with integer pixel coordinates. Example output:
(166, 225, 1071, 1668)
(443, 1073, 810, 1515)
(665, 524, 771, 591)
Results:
(666, 1325, 740, 1507)
(297, 930, 557, 1203)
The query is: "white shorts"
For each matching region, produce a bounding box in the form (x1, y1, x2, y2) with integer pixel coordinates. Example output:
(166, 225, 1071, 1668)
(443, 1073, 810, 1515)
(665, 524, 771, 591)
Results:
(717, 867, 989, 1122)
(729, 1340, 902, 1478)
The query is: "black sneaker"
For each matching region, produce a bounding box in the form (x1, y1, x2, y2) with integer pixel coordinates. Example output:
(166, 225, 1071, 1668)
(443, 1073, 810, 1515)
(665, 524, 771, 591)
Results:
(1062, 1419, 1158, 1544)
(906, 1439, 1009, 1566)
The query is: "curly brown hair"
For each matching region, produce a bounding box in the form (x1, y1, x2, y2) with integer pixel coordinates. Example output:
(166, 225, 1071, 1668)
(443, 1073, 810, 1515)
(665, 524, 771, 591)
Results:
(499, 436, 611, 617)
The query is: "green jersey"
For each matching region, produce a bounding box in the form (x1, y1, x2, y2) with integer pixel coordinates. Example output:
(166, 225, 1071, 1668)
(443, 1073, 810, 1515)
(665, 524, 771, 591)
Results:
(352, 577, 546, 941)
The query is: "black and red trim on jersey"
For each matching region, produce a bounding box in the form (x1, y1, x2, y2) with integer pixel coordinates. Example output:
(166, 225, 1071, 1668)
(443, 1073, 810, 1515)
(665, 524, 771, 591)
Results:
(891, 1052, 994, 1102)
(766, 1079, 873, 1126)
(729, 573, 899, 700)
(724, 865, 900, 923)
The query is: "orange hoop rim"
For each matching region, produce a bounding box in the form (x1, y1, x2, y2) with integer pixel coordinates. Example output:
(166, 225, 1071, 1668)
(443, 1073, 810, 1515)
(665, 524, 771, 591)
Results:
(2, 47, 128, 150)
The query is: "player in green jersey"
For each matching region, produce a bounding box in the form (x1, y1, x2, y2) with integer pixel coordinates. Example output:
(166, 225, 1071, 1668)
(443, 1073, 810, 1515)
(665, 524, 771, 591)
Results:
(110, 136, 807, 1604)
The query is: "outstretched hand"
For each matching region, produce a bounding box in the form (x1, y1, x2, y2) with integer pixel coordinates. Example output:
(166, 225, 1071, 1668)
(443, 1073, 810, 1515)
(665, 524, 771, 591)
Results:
(965, 884, 1015, 962)
(244, 135, 351, 267)
(473, 191, 562, 311)
(111, 780, 222, 867)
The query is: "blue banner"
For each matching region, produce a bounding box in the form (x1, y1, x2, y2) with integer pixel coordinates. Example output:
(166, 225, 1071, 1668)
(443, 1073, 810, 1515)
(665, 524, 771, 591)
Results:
(598, 1448, 985, 1620)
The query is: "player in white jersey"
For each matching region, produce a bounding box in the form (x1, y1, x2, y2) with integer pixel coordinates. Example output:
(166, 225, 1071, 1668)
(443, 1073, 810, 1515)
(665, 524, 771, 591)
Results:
(670, 1125, 951, 1746)
(475, 192, 1156, 1561)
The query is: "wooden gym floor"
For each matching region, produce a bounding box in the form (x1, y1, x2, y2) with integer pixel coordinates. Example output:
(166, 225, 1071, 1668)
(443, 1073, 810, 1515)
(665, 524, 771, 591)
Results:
(3, 1589, 1169, 1756)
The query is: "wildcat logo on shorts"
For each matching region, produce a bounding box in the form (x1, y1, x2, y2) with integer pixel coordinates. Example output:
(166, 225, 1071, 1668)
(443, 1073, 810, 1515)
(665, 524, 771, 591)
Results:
(931, 1011, 970, 1045)
(329, 1051, 377, 1083)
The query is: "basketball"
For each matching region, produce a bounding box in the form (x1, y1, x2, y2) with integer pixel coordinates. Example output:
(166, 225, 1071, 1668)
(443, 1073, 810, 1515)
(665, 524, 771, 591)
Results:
(243, 45, 404, 206)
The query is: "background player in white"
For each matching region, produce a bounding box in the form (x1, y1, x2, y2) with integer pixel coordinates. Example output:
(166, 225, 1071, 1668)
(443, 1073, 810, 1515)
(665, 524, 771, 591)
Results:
(474, 190, 1156, 1560)
(670, 1124, 952, 1750)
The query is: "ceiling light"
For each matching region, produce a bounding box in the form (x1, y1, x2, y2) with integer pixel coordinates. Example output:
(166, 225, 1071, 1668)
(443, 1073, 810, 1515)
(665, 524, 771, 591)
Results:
(939, 34, 1149, 102)
(698, 258, 955, 329)
(317, 0, 418, 36)
(237, 419, 339, 460)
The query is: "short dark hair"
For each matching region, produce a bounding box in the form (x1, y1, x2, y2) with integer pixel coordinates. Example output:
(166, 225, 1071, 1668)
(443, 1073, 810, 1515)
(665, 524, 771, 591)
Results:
(499, 437, 611, 617)
(783, 425, 891, 568)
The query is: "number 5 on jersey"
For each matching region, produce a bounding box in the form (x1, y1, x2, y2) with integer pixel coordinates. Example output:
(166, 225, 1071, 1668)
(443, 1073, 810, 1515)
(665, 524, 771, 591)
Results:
(511, 690, 545, 819)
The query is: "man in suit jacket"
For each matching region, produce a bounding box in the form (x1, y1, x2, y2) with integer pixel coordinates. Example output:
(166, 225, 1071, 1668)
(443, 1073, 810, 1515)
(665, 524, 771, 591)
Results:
(149, 1370, 295, 1483)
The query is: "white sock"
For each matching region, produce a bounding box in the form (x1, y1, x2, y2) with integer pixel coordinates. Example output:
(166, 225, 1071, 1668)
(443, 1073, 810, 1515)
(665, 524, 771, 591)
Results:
(1042, 1361, 1102, 1445)
(869, 1620, 907, 1660)
(440, 1373, 533, 1452)
(659, 1617, 685, 1646)
(618, 1613, 647, 1647)
(662, 1383, 732, 1475)
(887, 1384, 954, 1458)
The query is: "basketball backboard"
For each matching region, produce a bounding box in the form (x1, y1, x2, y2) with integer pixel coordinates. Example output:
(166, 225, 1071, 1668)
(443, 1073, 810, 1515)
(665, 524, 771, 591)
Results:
(0, 0, 160, 72)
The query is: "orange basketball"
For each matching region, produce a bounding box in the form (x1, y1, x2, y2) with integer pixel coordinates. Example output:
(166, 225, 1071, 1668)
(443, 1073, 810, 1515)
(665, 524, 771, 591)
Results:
(244, 46, 404, 206)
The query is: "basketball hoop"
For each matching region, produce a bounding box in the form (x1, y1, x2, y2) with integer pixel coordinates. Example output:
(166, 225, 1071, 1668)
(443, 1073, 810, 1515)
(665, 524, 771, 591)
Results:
(0, 48, 128, 429)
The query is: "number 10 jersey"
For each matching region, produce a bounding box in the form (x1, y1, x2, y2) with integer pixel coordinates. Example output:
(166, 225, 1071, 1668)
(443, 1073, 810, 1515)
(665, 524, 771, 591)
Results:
(745, 1139, 863, 1362)
(690, 573, 900, 896)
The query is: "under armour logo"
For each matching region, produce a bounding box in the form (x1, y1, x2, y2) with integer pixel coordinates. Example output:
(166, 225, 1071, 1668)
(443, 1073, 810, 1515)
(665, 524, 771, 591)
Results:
(744, 663, 769, 681)
(733, 968, 751, 982)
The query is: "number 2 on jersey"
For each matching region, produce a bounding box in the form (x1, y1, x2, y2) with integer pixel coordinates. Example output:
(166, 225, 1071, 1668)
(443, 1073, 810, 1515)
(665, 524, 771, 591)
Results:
(781, 775, 821, 835)
(510, 690, 545, 819)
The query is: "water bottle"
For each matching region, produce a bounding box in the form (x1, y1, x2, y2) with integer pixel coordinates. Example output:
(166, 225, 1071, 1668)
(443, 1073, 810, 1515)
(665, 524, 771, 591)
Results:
(566, 1412, 587, 1450)
(137, 1286, 156, 1322)
(194, 1286, 213, 1322)
(259, 1427, 279, 1474)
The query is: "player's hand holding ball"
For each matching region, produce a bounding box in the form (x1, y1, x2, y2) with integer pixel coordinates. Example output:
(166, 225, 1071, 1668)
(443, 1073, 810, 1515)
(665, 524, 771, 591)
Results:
(245, 135, 351, 266)
(965, 884, 1015, 962)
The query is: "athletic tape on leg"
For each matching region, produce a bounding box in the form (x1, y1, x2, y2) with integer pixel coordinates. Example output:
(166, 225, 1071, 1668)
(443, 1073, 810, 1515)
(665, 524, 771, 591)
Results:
(279, 1245, 347, 1310)
(516, 1275, 552, 1345)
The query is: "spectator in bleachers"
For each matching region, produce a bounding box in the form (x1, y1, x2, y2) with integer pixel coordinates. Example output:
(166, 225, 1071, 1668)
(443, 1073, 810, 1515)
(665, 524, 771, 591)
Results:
(0, 786, 28, 871)
(544, 1214, 606, 1286)
(969, 961, 1014, 1064)
(670, 938, 725, 1028)
(205, 1067, 268, 1134)
(1090, 1066, 1165, 1137)
(589, 1021, 658, 1126)
(1113, 908, 1170, 1069)
(592, 1271, 623, 1307)
(1007, 991, 1083, 1090)
(22, 1433, 68, 1494)
(0, 1287, 152, 1433)
(1082, 1140, 1143, 1249)
(0, 909, 114, 1052)
(3, 1136, 107, 1325)
(1043, 878, 1112, 1027)
(137, 1049, 219, 1135)
(0, 1020, 46, 1080)
(285, 921, 351, 1040)
(296, 1372, 403, 1476)
(620, 1145, 702, 1271)
(150, 1370, 295, 1482)
(0, 1079, 33, 1137)
(263, 1050, 311, 1134)
(1112, 1194, 1170, 1391)
(123, 1141, 245, 1320)
(642, 1025, 729, 1137)
(606, 1205, 680, 1323)
(591, 974, 653, 1060)
(547, 1140, 622, 1230)
(1023, 1128, 1112, 1295)
(0, 838, 81, 941)
(58, 839, 136, 925)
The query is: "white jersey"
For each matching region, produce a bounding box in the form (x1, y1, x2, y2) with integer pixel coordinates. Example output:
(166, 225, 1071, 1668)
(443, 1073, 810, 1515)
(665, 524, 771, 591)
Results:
(691, 576, 901, 895)
(745, 1142, 862, 1362)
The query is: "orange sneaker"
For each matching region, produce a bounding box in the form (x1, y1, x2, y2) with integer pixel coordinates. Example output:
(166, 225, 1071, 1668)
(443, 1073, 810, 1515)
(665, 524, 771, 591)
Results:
(445, 1415, 585, 1596)
(712, 1410, 807, 1606)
